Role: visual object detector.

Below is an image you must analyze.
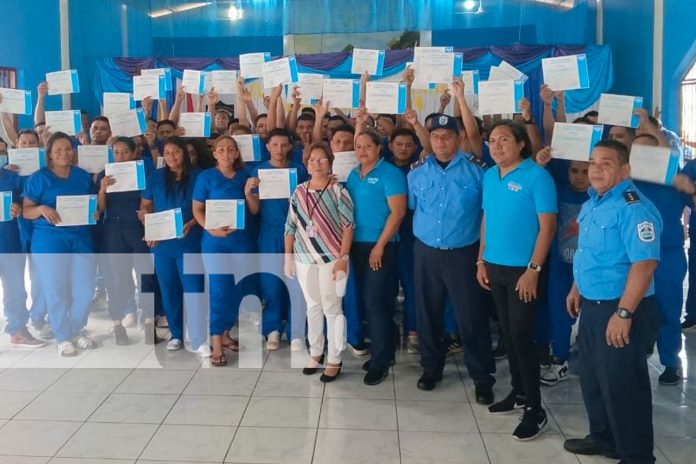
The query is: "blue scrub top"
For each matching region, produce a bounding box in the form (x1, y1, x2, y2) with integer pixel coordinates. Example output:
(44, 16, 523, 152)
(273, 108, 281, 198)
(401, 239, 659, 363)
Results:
(408, 152, 483, 248)
(192, 167, 254, 247)
(142, 167, 202, 250)
(388, 159, 417, 241)
(573, 180, 662, 300)
(0, 169, 24, 253)
(682, 159, 696, 229)
(633, 179, 691, 248)
(482, 157, 558, 266)
(346, 158, 407, 243)
(251, 160, 309, 233)
(96, 170, 142, 227)
(554, 185, 588, 264)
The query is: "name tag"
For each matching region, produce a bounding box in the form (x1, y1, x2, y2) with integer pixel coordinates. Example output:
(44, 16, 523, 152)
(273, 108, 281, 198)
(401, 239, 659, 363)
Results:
(367, 177, 379, 185)
(507, 181, 522, 192)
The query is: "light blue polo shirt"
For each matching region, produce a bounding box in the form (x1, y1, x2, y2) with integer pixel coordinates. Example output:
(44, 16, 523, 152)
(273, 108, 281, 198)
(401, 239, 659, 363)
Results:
(346, 158, 407, 243)
(482, 157, 557, 266)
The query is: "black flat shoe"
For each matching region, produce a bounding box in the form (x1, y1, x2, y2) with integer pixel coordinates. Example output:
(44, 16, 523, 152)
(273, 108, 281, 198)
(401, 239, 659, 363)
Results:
(475, 385, 495, 405)
(302, 354, 325, 375)
(417, 371, 443, 391)
(320, 362, 342, 383)
(363, 368, 389, 386)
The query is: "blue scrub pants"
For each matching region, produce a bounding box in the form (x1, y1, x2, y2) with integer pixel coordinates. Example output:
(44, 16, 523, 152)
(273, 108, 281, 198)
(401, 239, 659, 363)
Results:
(652, 246, 687, 369)
(0, 253, 29, 335)
(545, 254, 576, 362)
(683, 242, 696, 323)
(342, 261, 365, 346)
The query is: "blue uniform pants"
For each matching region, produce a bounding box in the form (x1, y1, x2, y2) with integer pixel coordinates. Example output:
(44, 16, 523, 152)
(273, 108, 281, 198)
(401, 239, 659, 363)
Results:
(685, 242, 696, 322)
(578, 297, 658, 463)
(394, 237, 417, 333)
(653, 246, 687, 368)
(0, 253, 29, 335)
(342, 261, 365, 346)
(25, 242, 47, 329)
(545, 254, 576, 362)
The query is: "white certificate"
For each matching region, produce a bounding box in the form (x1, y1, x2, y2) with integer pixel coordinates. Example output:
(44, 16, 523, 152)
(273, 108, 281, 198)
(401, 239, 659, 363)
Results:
(322, 79, 360, 109)
(182, 69, 205, 95)
(0, 88, 32, 115)
(262, 56, 299, 90)
(332, 151, 359, 183)
(45, 110, 82, 136)
(489, 61, 528, 83)
(239, 52, 271, 79)
(104, 160, 147, 193)
(551, 123, 604, 162)
(542, 54, 590, 92)
(297, 73, 324, 103)
(55, 195, 97, 226)
(257, 168, 298, 200)
(351, 49, 385, 76)
(365, 82, 407, 114)
(144, 208, 184, 241)
(414, 52, 462, 87)
(8, 148, 46, 176)
(109, 108, 147, 137)
(597, 93, 643, 128)
(205, 199, 245, 230)
(178, 112, 211, 138)
(0, 192, 13, 222)
(77, 145, 114, 174)
(210, 70, 238, 94)
(478, 80, 525, 115)
(461, 70, 480, 95)
(140, 68, 172, 91)
(46, 69, 80, 95)
(103, 92, 135, 117)
(133, 75, 165, 101)
(232, 134, 262, 162)
(630, 144, 680, 185)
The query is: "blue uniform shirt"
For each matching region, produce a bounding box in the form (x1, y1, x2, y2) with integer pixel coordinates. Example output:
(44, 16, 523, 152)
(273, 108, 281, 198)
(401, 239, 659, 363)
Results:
(554, 186, 588, 263)
(408, 152, 483, 248)
(387, 158, 418, 241)
(251, 160, 309, 232)
(633, 179, 691, 249)
(573, 179, 662, 300)
(0, 169, 24, 253)
(482, 157, 558, 266)
(346, 158, 407, 243)
(96, 170, 142, 227)
(682, 159, 696, 230)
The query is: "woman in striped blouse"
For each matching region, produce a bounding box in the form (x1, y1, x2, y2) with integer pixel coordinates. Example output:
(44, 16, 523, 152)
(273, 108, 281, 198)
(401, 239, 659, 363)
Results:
(284, 142, 354, 382)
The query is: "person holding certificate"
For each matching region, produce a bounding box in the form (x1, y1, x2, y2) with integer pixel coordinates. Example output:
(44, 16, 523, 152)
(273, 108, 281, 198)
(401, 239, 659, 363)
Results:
(139, 136, 207, 355)
(192, 136, 258, 366)
(97, 137, 156, 346)
(284, 142, 355, 382)
(346, 116, 407, 386)
(22, 132, 99, 357)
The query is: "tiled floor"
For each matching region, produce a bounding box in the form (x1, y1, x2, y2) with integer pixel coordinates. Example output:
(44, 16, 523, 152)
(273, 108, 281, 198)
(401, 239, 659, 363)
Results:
(0, 308, 694, 464)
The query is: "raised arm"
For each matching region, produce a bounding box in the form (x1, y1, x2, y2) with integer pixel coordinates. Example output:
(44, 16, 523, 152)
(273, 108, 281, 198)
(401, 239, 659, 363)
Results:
(235, 78, 249, 128)
(313, 99, 329, 143)
(286, 86, 301, 134)
(168, 86, 186, 125)
(34, 82, 47, 127)
(403, 67, 414, 110)
(266, 84, 284, 132)
(636, 108, 670, 147)
(452, 78, 482, 158)
(157, 99, 169, 122)
(438, 88, 451, 114)
(520, 98, 543, 156)
(404, 108, 432, 159)
(540, 85, 555, 143)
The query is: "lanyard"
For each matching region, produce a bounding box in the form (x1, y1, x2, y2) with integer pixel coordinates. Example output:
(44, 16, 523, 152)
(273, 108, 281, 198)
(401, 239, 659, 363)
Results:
(307, 180, 331, 225)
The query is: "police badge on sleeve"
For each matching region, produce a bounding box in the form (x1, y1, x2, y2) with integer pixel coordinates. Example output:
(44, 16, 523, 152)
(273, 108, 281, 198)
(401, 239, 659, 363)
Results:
(637, 221, 656, 242)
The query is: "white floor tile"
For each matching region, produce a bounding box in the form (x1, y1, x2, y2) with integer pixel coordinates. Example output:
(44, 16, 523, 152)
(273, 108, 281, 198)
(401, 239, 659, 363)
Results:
(656, 436, 696, 463)
(56, 422, 157, 460)
(0, 368, 67, 391)
(183, 369, 260, 396)
(16, 391, 108, 422)
(164, 395, 248, 426)
(482, 432, 581, 464)
(394, 372, 468, 402)
(241, 396, 321, 428)
(88, 393, 178, 424)
(225, 426, 316, 464)
(0, 457, 49, 464)
(319, 398, 397, 430)
(324, 371, 395, 400)
(253, 371, 324, 398)
(0, 420, 81, 456)
(313, 429, 400, 464)
(0, 390, 40, 419)
(50, 458, 135, 464)
(396, 400, 479, 432)
(47, 368, 131, 393)
(140, 424, 235, 462)
(115, 369, 195, 395)
(400, 431, 490, 464)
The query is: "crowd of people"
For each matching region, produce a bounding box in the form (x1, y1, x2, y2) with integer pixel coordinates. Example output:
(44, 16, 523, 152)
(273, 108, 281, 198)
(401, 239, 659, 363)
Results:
(0, 64, 694, 463)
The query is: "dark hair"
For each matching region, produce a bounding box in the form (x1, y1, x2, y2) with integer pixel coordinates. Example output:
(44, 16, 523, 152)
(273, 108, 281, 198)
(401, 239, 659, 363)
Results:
(356, 129, 382, 147)
(45, 132, 73, 160)
(331, 124, 355, 140)
(583, 110, 599, 118)
(90, 116, 111, 129)
(230, 117, 240, 125)
(390, 127, 418, 144)
(301, 107, 316, 117)
(572, 116, 593, 124)
(186, 138, 215, 169)
(267, 128, 292, 145)
(304, 141, 335, 167)
(328, 115, 347, 124)
(633, 133, 659, 145)
(157, 119, 177, 130)
(424, 112, 443, 124)
(17, 129, 40, 144)
(297, 112, 316, 124)
(647, 115, 660, 127)
(378, 114, 397, 125)
(609, 125, 636, 137)
(213, 135, 245, 172)
(35, 121, 46, 128)
(594, 139, 630, 164)
(147, 118, 157, 125)
(229, 123, 253, 135)
(489, 120, 533, 158)
(112, 136, 136, 153)
(254, 113, 268, 125)
(162, 136, 193, 195)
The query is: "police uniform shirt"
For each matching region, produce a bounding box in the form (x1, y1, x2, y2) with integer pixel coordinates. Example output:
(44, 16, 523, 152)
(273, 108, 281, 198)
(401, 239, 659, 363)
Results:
(573, 179, 662, 300)
(407, 151, 483, 248)
(482, 157, 558, 266)
(632, 179, 691, 248)
(346, 158, 407, 243)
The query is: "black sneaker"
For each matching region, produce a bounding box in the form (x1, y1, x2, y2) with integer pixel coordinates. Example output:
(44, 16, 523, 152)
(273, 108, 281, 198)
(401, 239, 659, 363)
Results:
(563, 436, 619, 459)
(362, 359, 395, 372)
(681, 319, 696, 332)
(363, 368, 389, 386)
(488, 390, 526, 414)
(658, 367, 682, 386)
(475, 385, 495, 405)
(112, 324, 129, 346)
(513, 407, 547, 441)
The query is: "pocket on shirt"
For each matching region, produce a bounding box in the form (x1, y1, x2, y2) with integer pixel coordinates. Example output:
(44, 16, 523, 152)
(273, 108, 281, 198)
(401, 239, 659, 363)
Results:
(591, 214, 621, 253)
(415, 181, 439, 212)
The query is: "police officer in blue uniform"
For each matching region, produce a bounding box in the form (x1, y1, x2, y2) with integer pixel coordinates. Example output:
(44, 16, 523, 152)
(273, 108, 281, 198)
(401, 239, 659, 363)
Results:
(564, 140, 662, 464)
(408, 114, 496, 401)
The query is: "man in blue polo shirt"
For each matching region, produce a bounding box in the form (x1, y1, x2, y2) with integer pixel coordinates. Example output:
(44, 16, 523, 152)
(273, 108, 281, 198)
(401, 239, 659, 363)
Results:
(408, 115, 496, 402)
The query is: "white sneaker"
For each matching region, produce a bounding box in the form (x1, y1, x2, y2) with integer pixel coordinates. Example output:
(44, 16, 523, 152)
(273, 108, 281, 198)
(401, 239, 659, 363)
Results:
(406, 334, 419, 354)
(540, 360, 569, 386)
(74, 336, 97, 350)
(266, 331, 281, 351)
(167, 338, 183, 351)
(290, 338, 305, 352)
(122, 312, 138, 328)
(57, 341, 77, 357)
(194, 344, 212, 358)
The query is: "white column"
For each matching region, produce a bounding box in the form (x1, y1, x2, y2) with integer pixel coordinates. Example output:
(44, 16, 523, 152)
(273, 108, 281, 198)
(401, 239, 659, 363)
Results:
(121, 3, 129, 57)
(59, 0, 71, 110)
(595, 0, 603, 45)
(652, 0, 664, 116)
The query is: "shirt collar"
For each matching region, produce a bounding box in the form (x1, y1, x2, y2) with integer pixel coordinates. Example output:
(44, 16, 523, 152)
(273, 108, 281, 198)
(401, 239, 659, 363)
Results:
(426, 151, 465, 170)
(588, 178, 633, 202)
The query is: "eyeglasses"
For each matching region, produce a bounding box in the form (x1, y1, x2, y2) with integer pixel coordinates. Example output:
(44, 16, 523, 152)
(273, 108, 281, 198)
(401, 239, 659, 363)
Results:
(307, 157, 330, 165)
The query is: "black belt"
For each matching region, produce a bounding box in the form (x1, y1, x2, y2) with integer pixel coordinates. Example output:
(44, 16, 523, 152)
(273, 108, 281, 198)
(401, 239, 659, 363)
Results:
(580, 297, 620, 306)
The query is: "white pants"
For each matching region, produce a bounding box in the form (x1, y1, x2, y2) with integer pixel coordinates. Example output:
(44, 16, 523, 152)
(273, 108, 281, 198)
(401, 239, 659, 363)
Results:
(294, 260, 347, 364)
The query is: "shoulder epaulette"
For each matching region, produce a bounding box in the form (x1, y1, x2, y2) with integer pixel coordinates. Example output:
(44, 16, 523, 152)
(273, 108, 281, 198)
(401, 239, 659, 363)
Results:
(467, 154, 488, 169)
(410, 157, 427, 171)
(623, 191, 641, 204)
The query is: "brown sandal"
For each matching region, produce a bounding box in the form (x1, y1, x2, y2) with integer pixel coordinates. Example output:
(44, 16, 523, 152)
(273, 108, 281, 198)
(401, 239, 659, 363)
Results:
(211, 353, 227, 367)
(222, 339, 240, 352)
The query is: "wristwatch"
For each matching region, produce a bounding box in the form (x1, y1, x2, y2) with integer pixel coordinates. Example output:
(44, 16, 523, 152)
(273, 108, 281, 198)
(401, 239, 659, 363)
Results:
(523, 117, 535, 125)
(340, 254, 349, 262)
(616, 307, 633, 320)
(527, 262, 542, 272)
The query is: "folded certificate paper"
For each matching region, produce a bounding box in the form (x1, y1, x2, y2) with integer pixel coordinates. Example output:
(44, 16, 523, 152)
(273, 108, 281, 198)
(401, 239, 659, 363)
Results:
(297, 73, 324, 103)
(78, 145, 114, 174)
(332, 151, 359, 183)
(233, 134, 262, 162)
(461, 70, 480, 95)
(240, 52, 271, 79)
(351, 49, 385, 76)
(597, 93, 643, 128)
(46, 69, 80, 95)
(140, 68, 173, 91)
(133, 74, 166, 101)
(0, 88, 32, 115)
(413, 47, 462, 87)
(489, 61, 528, 83)
(0, 192, 13, 222)
(55, 194, 97, 226)
(204, 199, 246, 230)
(365, 82, 407, 114)
(144, 208, 184, 241)
(210, 70, 238, 94)
(258, 168, 298, 199)
(45, 110, 82, 136)
(103, 92, 135, 117)
(478, 80, 525, 115)
(630, 144, 680, 185)
(179, 112, 212, 138)
(262, 56, 299, 90)
(541, 54, 590, 92)
(322, 79, 361, 109)
(8, 148, 46, 176)
(550, 123, 603, 162)
(109, 108, 148, 137)
(182, 69, 205, 95)
(104, 160, 147, 193)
